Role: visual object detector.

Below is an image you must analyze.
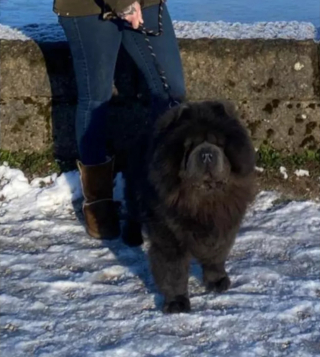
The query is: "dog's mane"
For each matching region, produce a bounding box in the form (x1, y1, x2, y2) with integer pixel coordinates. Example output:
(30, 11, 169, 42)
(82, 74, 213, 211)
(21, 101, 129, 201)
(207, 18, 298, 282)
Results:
(162, 174, 255, 229)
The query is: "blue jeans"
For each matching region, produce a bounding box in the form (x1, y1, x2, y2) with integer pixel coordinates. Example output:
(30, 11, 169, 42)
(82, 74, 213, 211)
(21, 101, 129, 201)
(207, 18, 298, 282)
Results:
(58, 4, 186, 165)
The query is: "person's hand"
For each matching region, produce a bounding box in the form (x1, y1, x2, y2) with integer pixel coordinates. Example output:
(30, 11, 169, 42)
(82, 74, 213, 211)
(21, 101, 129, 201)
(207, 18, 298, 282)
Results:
(117, 2, 143, 30)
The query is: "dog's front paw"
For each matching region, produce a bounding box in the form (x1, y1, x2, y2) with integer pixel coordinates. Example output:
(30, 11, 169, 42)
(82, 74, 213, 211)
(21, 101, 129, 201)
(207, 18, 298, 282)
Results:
(163, 295, 191, 314)
(206, 276, 231, 293)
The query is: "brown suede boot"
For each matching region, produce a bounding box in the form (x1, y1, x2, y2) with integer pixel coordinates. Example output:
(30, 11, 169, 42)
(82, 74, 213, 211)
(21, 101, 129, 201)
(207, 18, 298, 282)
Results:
(77, 158, 120, 239)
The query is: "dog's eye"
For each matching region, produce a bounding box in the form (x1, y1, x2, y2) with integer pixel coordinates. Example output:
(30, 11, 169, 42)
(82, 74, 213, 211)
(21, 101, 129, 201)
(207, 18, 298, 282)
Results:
(185, 143, 194, 157)
(207, 134, 216, 144)
(216, 139, 225, 148)
(215, 136, 225, 148)
(207, 134, 224, 148)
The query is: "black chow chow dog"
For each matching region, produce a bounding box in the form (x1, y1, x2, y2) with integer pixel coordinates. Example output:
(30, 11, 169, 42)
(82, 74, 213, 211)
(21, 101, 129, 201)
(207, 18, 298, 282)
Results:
(123, 100, 256, 313)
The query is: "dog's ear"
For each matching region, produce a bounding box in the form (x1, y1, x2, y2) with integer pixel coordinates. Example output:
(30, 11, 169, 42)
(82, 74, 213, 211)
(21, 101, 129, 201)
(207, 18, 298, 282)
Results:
(156, 103, 190, 133)
(176, 102, 190, 119)
(208, 100, 238, 118)
(224, 123, 256, 176)
(213, 100, 255, 176)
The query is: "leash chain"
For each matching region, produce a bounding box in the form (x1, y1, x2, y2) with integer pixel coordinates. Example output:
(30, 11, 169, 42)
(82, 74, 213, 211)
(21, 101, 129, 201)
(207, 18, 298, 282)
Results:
(103, 0, 178, 107)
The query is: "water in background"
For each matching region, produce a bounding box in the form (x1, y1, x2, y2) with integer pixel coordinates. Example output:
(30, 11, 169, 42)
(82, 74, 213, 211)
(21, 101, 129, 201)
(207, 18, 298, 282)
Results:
(0, 0, 319, 27)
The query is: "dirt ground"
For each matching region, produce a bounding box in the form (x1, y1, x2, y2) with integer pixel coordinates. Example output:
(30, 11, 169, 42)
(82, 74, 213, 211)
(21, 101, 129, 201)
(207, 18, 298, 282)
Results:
(255, 161, 319, 202)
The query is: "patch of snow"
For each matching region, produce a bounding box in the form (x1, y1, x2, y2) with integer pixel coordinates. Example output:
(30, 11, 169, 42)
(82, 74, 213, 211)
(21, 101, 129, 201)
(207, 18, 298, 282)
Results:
(0, 165, 31, 201)
(255, 166, 264, 173)
(36, 171, 82, 211)
(1, 165, 320, 356)
(173, 20, 316, 41)
(294, 62, 305, 71)
(30, 173, 58, 188)
(295, 169, 310, 177)
(280, 166, 288, 180)
(0, 21, 317, 42)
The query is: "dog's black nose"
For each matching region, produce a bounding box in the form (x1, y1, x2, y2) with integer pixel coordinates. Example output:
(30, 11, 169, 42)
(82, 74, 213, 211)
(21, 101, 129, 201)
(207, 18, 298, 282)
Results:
(201, 152, 213, 164)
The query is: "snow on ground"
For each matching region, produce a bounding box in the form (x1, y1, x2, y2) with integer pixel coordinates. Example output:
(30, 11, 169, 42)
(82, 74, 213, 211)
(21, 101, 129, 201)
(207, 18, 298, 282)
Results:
(295, 169, 310, 178)
(280, 166, 289, 180)
(0, 21, 318, 42)
(1, 164, 320, 357)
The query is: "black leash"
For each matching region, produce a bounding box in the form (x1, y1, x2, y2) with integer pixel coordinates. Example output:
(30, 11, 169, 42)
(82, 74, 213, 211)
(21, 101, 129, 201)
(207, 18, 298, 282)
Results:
(103, 0, 178, 108)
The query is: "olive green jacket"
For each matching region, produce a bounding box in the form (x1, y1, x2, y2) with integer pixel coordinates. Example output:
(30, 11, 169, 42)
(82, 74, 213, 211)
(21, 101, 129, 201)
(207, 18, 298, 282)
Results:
(53, 0, 161, 17)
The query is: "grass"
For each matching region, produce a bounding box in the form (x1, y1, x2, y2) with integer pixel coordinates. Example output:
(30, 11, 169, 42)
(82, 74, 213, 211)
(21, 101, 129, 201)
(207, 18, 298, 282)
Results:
(256, 145, 320, 170)
(1, 145, 319, 179)
(0, 149, 76, 179)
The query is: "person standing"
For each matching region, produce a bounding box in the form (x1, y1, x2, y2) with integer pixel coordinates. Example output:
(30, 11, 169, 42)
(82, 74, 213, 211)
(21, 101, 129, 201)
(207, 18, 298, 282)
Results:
(53, 0, 186, 239)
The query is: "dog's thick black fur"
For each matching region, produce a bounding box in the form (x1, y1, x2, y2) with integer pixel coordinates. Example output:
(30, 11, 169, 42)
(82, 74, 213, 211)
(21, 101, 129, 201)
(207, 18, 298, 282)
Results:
(123, 100, 256, 313)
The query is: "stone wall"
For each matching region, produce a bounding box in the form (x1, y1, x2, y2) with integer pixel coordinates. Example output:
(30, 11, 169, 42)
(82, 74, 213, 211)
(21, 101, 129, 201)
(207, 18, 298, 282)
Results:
(1, 38, 319, 160)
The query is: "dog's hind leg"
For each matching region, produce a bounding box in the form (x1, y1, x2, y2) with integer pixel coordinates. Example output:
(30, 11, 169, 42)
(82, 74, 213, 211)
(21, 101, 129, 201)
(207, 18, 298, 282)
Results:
(122, 219, 143, 247)
(149, 240, 191, 313)
(201, 261, 231, 293)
